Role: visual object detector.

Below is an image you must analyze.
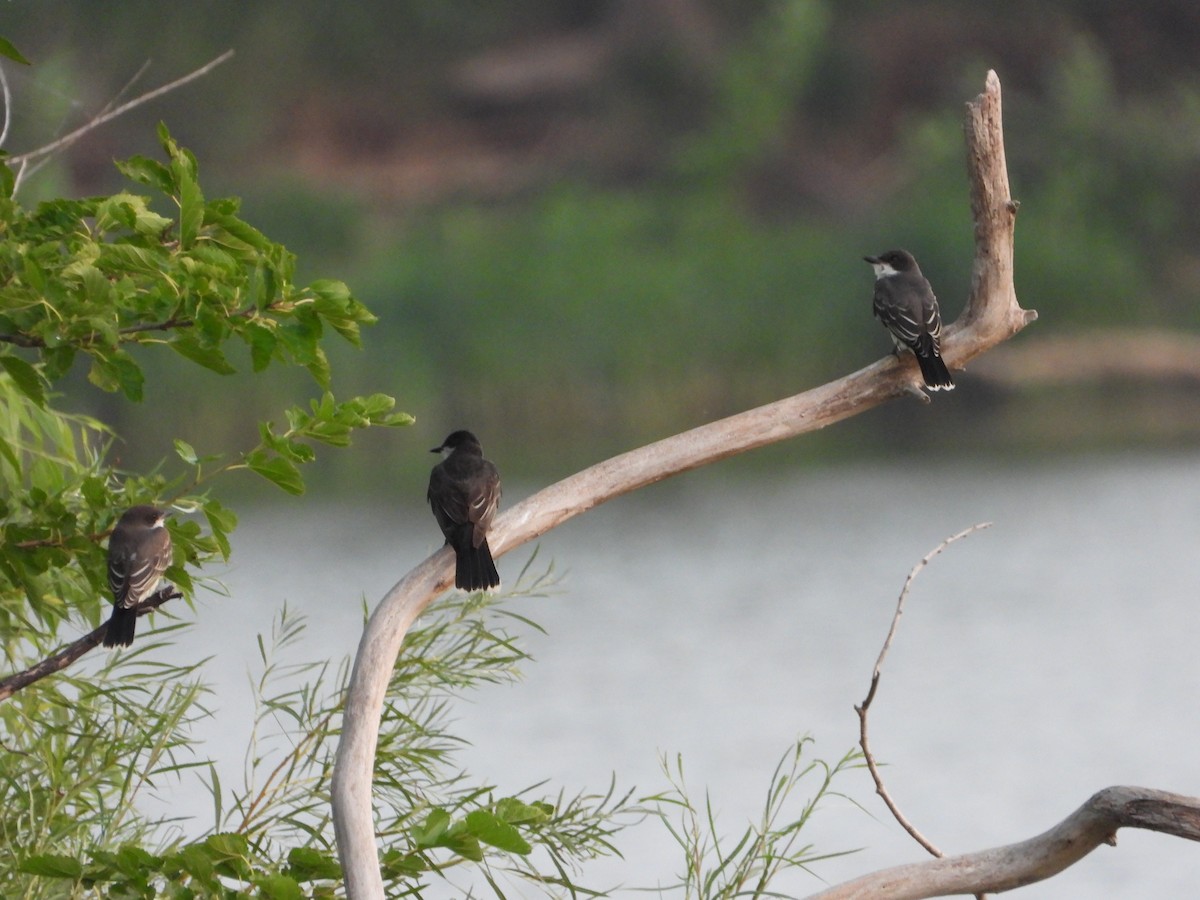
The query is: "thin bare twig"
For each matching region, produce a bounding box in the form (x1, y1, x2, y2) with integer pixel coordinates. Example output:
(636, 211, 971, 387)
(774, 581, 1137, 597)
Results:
(7, 49, 234, 178)
(855, 523, 990, 895)
(0, 585, 182, 703)
(104, 59, 154, 117)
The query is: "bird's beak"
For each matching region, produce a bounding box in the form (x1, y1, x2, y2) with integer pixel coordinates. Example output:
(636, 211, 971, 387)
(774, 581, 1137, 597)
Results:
(863, 256, 880, 265)
(429, 446, 442, 454)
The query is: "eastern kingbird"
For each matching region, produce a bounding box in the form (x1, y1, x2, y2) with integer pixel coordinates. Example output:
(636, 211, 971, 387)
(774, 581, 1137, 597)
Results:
(102, 505, 172, 648)
(428, 430, 501, 591)
(864, 249, 954, 391)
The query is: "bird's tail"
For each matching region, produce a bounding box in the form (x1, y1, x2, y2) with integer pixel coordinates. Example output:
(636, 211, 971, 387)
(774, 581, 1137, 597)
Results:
(102, 605, 136, 648)
(912, 337, 954, 391)
(456, 538, 500, 592)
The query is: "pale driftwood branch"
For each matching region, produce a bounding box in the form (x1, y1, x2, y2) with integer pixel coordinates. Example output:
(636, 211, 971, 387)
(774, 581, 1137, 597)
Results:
(856, 524, 992, 862)
(332, 70, 1034, 898)
(806, 786, 1200, 900)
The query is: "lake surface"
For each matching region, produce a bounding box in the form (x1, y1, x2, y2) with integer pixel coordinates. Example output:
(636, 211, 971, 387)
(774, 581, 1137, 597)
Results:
(174, 451, 1200, 898)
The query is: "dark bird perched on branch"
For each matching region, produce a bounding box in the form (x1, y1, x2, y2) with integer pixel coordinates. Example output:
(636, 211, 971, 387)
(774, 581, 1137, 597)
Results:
(864, 249, 954, 391)
(428, 430, 501, 591)
(102, 505, 172, 648)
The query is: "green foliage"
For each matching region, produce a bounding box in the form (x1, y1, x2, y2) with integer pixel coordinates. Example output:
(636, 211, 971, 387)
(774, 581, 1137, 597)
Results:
(0, 127, 412, 650)
(0, 648, 213, 897)
(0, 109, 423, 896)
(648, 739, 863, 897)
(20, 832, 345, 897)
(0, 123, 378, 399)
(7, 570, 644, 898)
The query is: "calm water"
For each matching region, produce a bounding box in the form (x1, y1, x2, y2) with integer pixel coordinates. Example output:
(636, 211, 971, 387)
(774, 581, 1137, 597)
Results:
(172, 452, 1200, 898)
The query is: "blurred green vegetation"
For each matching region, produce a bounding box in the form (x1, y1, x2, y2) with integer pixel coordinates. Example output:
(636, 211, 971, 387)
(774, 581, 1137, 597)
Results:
(5, 0, 1200, 487)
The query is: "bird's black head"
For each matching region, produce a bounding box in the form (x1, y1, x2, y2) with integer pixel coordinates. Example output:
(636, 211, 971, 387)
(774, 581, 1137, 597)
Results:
(119, 505, 169, 529)
(863, 249, 918, 275)
(431, 430, 482, 455)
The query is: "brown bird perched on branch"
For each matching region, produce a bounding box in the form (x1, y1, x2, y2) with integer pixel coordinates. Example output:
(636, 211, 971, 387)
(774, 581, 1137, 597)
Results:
(428, 430, 501, 591)
(102, 505, 172, 648)
(864, 249, 954, 391)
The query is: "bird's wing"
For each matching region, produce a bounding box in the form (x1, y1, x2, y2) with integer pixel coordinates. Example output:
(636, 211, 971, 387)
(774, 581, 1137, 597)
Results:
(428, 467, 470, 530)
(109, 533, 170, 609)
(126, 532, 170, 606)
(874, 290, 924, 345)
(874, 277, 944, 348)
(467, 466, 501, 546)
(108, 555, 128, 600)
(923, 292, 943, 341)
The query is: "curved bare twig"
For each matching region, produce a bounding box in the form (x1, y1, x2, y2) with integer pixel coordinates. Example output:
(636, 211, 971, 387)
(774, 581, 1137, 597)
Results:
(331, 70, 1034, 897)
(856, 523, 992, 861)
(805, 786, 1200, 900)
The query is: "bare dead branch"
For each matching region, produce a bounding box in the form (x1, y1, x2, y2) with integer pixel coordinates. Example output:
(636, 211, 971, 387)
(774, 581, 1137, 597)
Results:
(332, 70, 1035, 898)
(856, 523, 991, 862)
(805, 786, 1200, 900)
(0, 585, 181, 703)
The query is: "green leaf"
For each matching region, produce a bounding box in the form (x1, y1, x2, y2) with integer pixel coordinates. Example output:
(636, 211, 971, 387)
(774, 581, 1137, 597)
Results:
(245, 453, 305, 495)
(192, 301, 231, 346)
(174, 156, 204, 249)
(19, 854, 83, 878)
(305, 345, 331, 389)
(0, 36, 31, 65)
(87, 350, 144, 400)
(202, 498, 237, 559)
(174, 439, 198, 465)
(379, 849, 425, 877)
(202, 832, 252, 880)
(494, 797, 553, 826)
(173, 844, 214, 880)
(411, 808, 452, 848)
(203, 832, 249, 857)
(166, 563, 193, 594)
(97, 243, 165, 277)
(42, 346, 76, 381)
(80, 475, 109, 509)
(169, 334, 237, 375)
(114, 844, 162, 875)
(465, 809, 532, 854)
(205, 209, 273, 256)
(444, 831, 483, 862)
(0, 355, 47, 407)
(309, 278, 377, 344)
(243, 321, 277, 372)
(115, 155, 174, 194)
(253, 874, 304, 900)
(285, 847, 342, 882)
